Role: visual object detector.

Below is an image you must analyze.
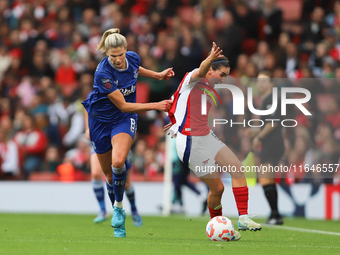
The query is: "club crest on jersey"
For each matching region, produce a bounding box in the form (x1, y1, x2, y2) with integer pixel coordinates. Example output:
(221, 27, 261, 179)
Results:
(202, 159, 210, 165)
(101, 78, 112, 89)
(133, 69, 138, 79)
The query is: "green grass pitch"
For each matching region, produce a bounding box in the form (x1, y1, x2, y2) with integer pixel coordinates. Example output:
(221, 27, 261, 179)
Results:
(0, 213, 339, 255)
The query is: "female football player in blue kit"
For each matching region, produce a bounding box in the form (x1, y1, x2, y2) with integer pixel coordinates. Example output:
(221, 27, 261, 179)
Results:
(84, 109, 143, 226)
(82, 28, 174, 238)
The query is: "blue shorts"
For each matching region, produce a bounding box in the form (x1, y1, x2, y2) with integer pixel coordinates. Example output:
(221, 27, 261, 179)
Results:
(89, 115, 137, 154)
(91, 147, 132, 170)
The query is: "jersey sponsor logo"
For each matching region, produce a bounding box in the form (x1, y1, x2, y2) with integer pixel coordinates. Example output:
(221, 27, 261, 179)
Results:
(101, 78, 112, 89)
(120, 85, 136, 97)
(133, 69, 138, 79)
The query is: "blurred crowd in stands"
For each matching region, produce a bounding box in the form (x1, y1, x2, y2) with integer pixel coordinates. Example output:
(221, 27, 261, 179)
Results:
(0, 0, 339, 184)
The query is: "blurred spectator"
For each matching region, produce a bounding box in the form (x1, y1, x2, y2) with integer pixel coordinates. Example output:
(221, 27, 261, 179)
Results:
(34, 111, 61, 148)
(38, 76, 54, 93)
(54, 53, 78, 97)
(179, 25, 202, 70)
(63, 135, 91, 173)
(0, 125, 20, 179)
(259, 0, 282, 42)
(29, 52, 54, 83)
(138, 56, 169, 102)
(231, 54, 249, 77)
(138, 20, 156, 46)
(285, 42, 299, 78)
(321, 56, 335, 78)
(302, 7, 327, 46)
(324, 98, 340, 130)
(44, 145, 61, 173)
(16, 76, 35, 108)
(13, 114, 48, 179)
(132, 139, 147, 174)
(160, 35, 187, 92)
(263, 52, 277, 72)
(150, 0, 177, 21)
(251, 41, 270, 71)
(274, 32, 290, 68)
(144, 148, 160, 177)
(155, 138, 166, 173)
(216, 10, 242, 68)
(0, 98, 11, 119)
(0, 45, 11, 81)
(48, 95, 84, 149)
(309, 42, 329, 77)
(228, 1, 259, 39)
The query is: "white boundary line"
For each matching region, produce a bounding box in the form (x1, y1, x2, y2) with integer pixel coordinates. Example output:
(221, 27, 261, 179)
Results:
(264, 224, 340, 236)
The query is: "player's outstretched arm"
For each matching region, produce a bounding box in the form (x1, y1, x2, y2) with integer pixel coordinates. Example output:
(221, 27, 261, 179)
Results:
(138, 66, 175, 80)
(191, 42, 224, 79)
(108, 90, 172, 112)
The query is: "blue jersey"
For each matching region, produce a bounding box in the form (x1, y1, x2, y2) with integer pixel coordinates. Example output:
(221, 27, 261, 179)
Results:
(82, 51, 141, 123)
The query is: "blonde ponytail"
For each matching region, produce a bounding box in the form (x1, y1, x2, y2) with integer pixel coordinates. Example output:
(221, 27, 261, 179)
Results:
(97, 28, 127, 53)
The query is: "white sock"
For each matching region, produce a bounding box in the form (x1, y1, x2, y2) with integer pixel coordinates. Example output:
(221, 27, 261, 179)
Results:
(114, 201, 123, 208)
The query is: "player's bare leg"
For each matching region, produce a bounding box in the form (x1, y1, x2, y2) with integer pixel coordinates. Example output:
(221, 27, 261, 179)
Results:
(215, 146, 262, 231)
(200, 172, 241, 241)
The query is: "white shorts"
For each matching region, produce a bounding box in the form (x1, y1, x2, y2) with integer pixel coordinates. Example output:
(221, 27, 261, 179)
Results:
(176, 130, 226, 177)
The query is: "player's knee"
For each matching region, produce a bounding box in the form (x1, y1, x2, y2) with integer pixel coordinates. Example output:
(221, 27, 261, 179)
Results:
(91, 172, 102, 180)
(111, 158, 125, 169)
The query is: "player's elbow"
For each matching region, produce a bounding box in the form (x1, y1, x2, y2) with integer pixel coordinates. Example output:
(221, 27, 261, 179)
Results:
(197, 70, 207, 78)
(118, 104, 130, 113)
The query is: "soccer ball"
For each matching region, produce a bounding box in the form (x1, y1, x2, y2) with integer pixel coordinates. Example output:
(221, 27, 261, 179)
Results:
(206, 216, 235, 241)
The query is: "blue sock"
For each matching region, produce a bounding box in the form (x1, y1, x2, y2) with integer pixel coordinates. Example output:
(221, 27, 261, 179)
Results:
(126, 185, 137, 214)
(106, 180, 115, 206)
(92, 179, 106, 213)
(112, 165, 127, 203)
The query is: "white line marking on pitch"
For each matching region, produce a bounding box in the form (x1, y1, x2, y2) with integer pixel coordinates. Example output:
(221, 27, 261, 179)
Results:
(264, 224, 340, 236)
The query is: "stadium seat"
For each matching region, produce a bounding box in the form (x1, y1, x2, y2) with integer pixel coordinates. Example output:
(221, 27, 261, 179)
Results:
(241, 38, 258, 56)
(276, 0, 303, 21)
